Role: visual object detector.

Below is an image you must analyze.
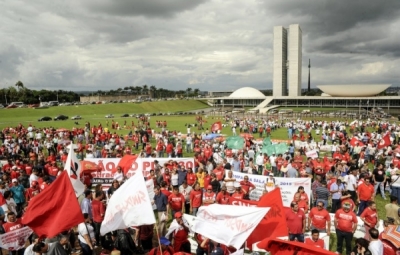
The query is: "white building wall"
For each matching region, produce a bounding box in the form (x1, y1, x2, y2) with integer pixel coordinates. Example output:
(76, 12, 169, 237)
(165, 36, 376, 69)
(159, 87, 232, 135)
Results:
(288, 24, 302, 97)
(273, 26, 288, 96)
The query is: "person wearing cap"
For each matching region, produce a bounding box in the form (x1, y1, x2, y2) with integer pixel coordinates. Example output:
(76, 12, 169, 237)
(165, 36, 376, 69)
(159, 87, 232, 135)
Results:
(170, 212, 191, 253)
(334, 201, 358, 255)
(265, 172, 276, 193)
(10, 178, 25, 216)
(25, 181, 40, 202)
(286, 201, 306, 242)
(148, 237, 174, 255)
(203, 185, 216, 206)
(357, 177, 374, 216)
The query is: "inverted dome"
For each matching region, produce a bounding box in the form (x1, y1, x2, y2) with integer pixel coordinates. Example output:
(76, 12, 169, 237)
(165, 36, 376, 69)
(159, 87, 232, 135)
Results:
(317, 84, 390, 97)
(229, 87, 266, 98)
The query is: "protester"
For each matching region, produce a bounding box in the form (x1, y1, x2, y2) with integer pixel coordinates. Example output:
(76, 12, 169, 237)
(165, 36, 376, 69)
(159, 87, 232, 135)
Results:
(385, 195, 400, 224)
(92, 190, 106, 246)
(360, 201, 379, 240)
(153, 185, 169, 236)
(171, 212, 191, 253)
(334, 202, 358, 255)
(330, 178, 345, 213)
(307, 201, 331, 235)
(368, 228, 383, 255)
(77, 213, 95, 255)
(304, 229, 325, 249)
(286, 201, 306, 242)
(351, 238, 372, 255)
(149, 237, 174, 255)
(357, 177, 375, 216)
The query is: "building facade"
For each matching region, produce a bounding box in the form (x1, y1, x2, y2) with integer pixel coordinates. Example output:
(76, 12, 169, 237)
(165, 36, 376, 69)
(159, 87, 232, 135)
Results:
(273, 24, 302, 97)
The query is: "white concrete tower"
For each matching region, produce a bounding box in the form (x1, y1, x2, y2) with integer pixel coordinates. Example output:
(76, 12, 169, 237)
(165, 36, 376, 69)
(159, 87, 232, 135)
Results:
(273, 26, 288, 96)
(288, 24, 302, 97)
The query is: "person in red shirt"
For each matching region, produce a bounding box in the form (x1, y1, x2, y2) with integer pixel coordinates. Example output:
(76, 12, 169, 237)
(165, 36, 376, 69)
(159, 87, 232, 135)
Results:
(216, 185, 231, 205)
(3, 212, 23, 232)
(25, 181, 40, 202)
(307, 201, 331, 235)
(286, 201, 306, 242)
(202, 185, 216, 206)
(203, 172, 211, 190)
(239, 176, 255, 200)
(304, 229, 325, 249)
(334, 202, 358, 255)
(186, 168, 197, 187)
(168, 187, 185, 216)
(92, 190, 106, 246)
(165, 142, 174, 158)
(162, 169, 171, 187)
(189, 183, 202, 216)
(360, 201, 378, 240)
(292, 192, 309, 213)
(212, 165, 225, 182)
(47, 161, 59, 182)
(357, 177, 374, 216)
(160, 181, 172, 198)
(171, 212, 191, 253)
(145, 143, 152, 157)
(231, 183, 245, 200)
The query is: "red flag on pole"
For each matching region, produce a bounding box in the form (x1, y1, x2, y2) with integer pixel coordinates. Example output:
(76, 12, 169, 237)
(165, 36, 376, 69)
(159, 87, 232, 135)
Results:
(350, 137, 364, 147)
(211, 121, 222, 132)
(117, 155, 138, 174)
(377, 133, 391, 149)
(21, 171, 84, 238)
(246, 188, 288, 249)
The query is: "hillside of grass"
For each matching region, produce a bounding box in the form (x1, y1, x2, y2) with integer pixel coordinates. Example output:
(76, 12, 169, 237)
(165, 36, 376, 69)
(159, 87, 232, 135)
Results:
(0, 100, 209, 123)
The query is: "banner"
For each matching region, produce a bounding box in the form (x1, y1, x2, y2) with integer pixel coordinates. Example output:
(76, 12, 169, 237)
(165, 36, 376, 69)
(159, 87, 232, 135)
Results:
(145, 179, 156, 210)
(193, 204, 269, 249)
(0, 227, 33, 251)
(84, 158, 194, 185)
(306, 150, 318, 159)
(65, 144, 85, 196)
(226, 170, 311, 207)
(100, 170, 156, 235)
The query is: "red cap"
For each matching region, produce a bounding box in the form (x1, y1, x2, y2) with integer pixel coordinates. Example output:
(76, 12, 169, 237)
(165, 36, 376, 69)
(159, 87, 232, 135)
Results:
(174, 212, 182, 218)
(207, 185, 213, 190)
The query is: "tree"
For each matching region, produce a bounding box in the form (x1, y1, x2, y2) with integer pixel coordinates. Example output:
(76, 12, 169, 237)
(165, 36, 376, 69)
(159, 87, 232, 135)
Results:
(135, 86, 142, 95)
(149, 85, 157, 98)
(15, 81, 24, 90)
(142, 85, 148, 95)
(186, 88, 192, 97)
(193, 88, 200, 96)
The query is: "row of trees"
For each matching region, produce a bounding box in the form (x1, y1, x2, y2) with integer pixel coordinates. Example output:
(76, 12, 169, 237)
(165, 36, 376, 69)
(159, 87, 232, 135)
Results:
(96, 85, 201, 98)
(0, 81, 202, 105)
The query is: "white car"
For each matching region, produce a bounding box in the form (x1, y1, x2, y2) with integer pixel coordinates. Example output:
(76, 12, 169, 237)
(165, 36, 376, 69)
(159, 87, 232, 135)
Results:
(71, 115, 82, 120)
(105, 114, 114, 118)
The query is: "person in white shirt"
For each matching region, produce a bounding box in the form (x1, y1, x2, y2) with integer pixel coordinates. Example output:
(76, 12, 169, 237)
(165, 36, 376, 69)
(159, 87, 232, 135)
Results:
(113, 166, 124, 183)
(255, 153, 264, 175)
(24, 233, 39, 255)
(368, 228, 383, 255)
(78, 213, 95, 254)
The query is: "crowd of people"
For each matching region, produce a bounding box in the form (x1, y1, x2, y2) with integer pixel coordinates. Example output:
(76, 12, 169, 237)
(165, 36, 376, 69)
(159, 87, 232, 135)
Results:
(0, 116, 399, 255)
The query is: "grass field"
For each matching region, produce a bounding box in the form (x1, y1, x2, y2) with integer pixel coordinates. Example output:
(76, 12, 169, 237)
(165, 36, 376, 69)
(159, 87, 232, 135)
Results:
(0, 100, 392, 252)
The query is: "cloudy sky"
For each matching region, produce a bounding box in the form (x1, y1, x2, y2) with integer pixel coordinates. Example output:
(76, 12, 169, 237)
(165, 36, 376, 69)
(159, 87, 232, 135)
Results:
(1, 0, 399, 92)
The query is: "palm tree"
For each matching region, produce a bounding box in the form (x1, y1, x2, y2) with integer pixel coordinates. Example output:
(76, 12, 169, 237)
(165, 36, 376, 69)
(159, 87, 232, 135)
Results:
(193, 88, 200, 96)
(142, 85, 148, 95)
(15, 81, 24, 90)
(149, 85, 157, 98)
(135, 86, 142, 95)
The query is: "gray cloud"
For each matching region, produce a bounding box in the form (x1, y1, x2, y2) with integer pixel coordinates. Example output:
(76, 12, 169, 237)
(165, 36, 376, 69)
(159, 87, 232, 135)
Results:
(0, 0, 399, 92)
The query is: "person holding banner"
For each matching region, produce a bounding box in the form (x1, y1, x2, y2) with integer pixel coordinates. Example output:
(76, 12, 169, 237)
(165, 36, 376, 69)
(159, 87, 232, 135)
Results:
(171, 212, 191, 253)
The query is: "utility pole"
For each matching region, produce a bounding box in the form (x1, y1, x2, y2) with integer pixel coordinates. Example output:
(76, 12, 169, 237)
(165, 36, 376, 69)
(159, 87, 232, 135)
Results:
(308, 59, 311, 92)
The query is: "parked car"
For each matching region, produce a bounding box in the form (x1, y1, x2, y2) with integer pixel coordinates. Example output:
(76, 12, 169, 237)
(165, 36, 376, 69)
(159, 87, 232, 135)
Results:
(54, 115, 68, 121)
(38, 116, 52, 121)
(105, 114, 114, 118)
(121, 114, 129, 117)
(71, 115, 82, 120)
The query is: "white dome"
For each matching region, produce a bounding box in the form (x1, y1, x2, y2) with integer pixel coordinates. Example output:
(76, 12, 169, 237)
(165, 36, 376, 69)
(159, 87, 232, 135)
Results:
(229, 87, 265, 98)
(317, 84, 390, 97)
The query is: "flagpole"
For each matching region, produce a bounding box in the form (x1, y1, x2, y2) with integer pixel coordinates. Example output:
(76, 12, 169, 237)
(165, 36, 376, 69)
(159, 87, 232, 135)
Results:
(154, 219, 163, 255)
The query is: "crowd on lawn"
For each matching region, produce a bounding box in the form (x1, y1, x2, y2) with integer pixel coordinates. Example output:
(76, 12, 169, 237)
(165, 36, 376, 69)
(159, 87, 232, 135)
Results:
(0, 117, 399, 255)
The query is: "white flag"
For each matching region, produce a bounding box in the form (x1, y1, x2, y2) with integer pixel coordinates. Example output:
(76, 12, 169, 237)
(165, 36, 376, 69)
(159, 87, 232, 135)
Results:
(64, 144, 85, 197)
(192, 204, 269, 249)
(100, 170, 156, 235)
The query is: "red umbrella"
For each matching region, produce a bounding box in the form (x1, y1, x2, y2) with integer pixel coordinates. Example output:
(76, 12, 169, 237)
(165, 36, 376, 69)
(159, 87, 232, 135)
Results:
(240, 133, 254, 140)
(381, 225, 400, 249)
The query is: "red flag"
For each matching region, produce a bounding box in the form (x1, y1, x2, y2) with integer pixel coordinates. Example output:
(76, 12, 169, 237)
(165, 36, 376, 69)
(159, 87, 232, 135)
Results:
(0, 193, 6, 206)
(211, 121, 222, 132)
(117, 155, 138, 174)
(350, 137, 364, 147)
(246, 188, 288, 249)
(21, 171, 84, 238)
(377, 133, 391, 149)
(257, 238, 337, 255)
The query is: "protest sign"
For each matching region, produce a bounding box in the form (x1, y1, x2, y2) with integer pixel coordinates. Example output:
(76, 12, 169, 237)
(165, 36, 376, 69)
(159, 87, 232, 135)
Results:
(0, 227, 33, 251)
(226, 170, 311, 207)
(84, 157, 194, 185)
(306, 150, 319, 159)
